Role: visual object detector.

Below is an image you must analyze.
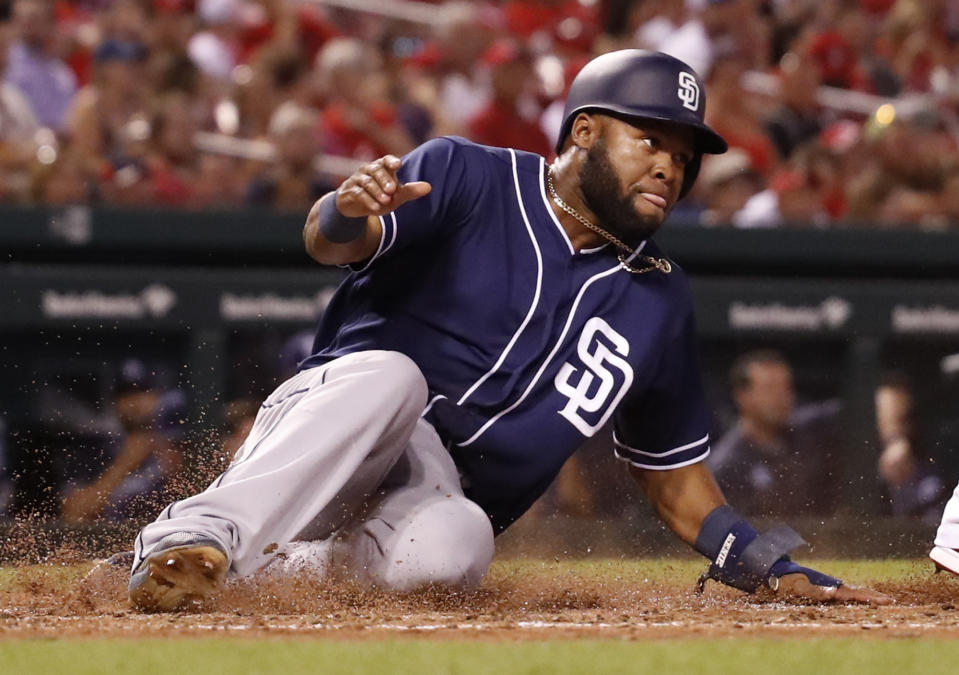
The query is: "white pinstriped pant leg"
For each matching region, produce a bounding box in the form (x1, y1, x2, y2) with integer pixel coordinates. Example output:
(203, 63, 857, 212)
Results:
(935, 480, 959, 549)
(133, 350, 428, 577)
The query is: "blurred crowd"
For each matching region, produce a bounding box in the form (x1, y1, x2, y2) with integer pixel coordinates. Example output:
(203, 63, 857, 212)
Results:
(0, 0, 956, 227)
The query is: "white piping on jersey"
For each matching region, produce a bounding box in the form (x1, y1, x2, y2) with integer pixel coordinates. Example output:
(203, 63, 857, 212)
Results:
(457, 261, 623, 447)
(382, 211, 399, 257)
(536, 158, 576, 255)
(349, 213, 391, 273)
(579, 241, 610, 254)
(422, 393, 447, 417)
(456, 149, 545, 407)
(613, 445, 710, 471)
(612, 432, 709, 459)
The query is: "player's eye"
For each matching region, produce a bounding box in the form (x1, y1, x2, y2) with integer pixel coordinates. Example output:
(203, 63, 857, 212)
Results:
(673, 152, 692, 168)
(639, 136, 657, 151)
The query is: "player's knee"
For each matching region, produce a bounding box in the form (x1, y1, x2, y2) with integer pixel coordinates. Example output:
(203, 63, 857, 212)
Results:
(367, 350, 429, 413)
(377, 496, 494, 592)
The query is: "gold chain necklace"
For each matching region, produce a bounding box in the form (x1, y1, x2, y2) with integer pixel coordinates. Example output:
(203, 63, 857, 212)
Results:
(546, 168, 672, 275)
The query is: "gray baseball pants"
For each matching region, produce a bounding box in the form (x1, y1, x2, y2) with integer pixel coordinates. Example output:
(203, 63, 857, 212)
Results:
(134, 350, 495, 590)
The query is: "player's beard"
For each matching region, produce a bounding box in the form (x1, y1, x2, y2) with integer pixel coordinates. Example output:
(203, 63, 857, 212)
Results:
(579, 136, 665, 244)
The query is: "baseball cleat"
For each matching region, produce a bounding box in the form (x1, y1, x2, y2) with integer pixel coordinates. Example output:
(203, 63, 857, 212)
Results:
(930, 546, 959, 577)
(129, 535, 229, 612)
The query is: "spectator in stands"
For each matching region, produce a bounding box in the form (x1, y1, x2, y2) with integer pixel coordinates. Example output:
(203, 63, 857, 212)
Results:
(61, 358, 187, 525)
(99, 0, 152, 46)
(66, 38, 152, 177)
(253, 44, 311, 120)
(187, 0, 242, 84)
(694, 148, 765, 227)
(227, 45, 301, 140)
(846, 108, 955, 226)
(29, 146, 97, 204)
(704, 50, 777, 177)
(707, 349, 843, 516)
(656, 0, 760, 79)
(882, 0, 952, 94)
(147, 1, 202, 100)
(632, 0, 687, 53)
(875, 371, 948, 521)
(313, 36, 414, 161)
(246, 102, 334, 209)
(940, 168, 959, 228)
(414, 1, 493, 137)
(764, 51, 826, 160)
(92, 90, 186, 206)
(150, 0, 199, 62)
(0, 21, 40, 201)
(5, 0, 78, 132)
(143, 92, 202, 204)
(193, 151, 248, 208)
(467, 39, 551, 157)
(803, 3, 900, 95)
(730, 142, 836, 227)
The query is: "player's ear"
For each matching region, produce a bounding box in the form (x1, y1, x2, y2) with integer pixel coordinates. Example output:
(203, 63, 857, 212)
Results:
(569, 112, 602, 151)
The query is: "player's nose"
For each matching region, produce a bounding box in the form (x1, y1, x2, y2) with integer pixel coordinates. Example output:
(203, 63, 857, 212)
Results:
(651, 152, 683, 187)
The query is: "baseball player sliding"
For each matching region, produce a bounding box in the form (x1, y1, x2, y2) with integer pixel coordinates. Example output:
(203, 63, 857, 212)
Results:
(128, 50, 890, 611)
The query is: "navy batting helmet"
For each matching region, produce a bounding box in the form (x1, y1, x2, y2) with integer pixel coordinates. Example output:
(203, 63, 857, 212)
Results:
(556, 50, 728, 197)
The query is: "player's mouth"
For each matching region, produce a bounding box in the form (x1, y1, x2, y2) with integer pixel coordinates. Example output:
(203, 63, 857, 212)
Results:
(640, 192, 668, 210)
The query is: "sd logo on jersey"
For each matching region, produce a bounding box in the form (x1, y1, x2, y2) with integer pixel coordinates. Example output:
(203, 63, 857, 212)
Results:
(554, 317, 634, 436)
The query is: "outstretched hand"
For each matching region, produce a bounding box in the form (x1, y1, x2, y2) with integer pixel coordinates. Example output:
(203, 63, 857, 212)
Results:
(769, 571, 894, 606)
(335, 155, 431, 218)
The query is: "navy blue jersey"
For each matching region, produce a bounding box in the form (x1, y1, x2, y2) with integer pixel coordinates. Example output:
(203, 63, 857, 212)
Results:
(302, 137, 710, 532)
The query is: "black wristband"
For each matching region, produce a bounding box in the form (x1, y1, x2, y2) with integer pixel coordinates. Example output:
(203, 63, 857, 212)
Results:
(317, 193, 368, 243)
(694, 505, 749, 559)
(693, 505, 806, 593)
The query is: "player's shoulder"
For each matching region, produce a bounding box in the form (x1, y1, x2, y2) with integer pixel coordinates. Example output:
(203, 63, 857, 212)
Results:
(417, 136, 538, 170)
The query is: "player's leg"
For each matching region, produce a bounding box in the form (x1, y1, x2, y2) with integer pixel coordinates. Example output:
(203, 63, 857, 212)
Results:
(269, 418, 495, 591)
(129, 350, 428, 610)
(931, 480, 959, 576)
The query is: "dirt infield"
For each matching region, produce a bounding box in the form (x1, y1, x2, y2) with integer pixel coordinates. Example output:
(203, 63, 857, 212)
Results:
(2, 557, 958, 641)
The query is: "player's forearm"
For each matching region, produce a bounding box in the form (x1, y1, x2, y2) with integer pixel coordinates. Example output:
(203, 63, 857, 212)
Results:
(630, 462, 727, 545)
(303, 193, 380, 265)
